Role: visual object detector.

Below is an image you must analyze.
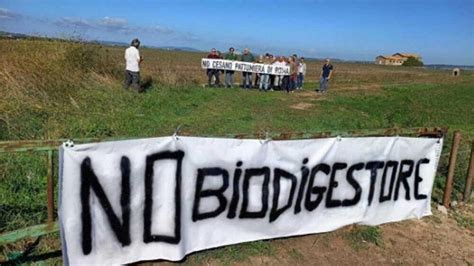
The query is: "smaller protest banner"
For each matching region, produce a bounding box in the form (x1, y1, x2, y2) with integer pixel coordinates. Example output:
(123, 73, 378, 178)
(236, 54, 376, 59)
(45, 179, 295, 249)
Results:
(201, 58, 290, 75)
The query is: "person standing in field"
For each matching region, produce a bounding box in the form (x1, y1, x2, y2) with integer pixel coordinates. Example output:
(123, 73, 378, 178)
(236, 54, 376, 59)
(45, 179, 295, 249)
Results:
(287, 56, 298, 93)
(259, 53, 271, 91)
(254, 55, 264, 88)
(268, 54, 276, 91)
(224, 47, 238, 88)
(318, 58, 334, 93)
(124, 38, 143, 92)
(206, 48, 221, 87)
(240, 48, 255, 89)
(297, 57, 306, 90)
(281, 57, 290, 92)
(273, 56, 286, 90)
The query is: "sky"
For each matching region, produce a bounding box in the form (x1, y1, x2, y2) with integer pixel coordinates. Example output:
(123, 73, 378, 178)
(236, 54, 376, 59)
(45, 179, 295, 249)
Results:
(0, 0, 473, 65)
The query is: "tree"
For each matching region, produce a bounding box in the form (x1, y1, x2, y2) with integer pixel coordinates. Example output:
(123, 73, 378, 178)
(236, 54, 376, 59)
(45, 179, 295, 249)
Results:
(402, 57, 424, 67)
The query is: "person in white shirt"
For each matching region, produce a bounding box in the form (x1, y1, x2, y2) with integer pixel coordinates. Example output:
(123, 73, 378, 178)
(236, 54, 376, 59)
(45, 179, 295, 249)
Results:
(272, 56, 286, 90)
(124, 38, 143, 91)
(297, 57, 307, 90)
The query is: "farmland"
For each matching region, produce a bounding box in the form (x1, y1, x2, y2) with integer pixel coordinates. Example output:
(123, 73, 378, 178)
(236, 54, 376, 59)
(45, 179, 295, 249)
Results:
(0, 38, 473, 264)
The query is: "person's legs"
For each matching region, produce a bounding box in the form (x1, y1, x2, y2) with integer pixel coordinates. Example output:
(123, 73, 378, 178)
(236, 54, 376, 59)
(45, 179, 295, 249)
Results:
(319, 77, 328, 92)
(214, 70, 220, 86)
(124, 70, 132, 90)
(282, 76, 289, 93)
(245, 73, 252, 89)
(263, 74, 269, 90)
(229, 72, 234, 88)
(269, 75, 275, 90)
(289, 76, 295, 92)
(241, 72, 247, 88)
(208, 70, 213, 86)
(226, 71, 234, 88)
(297, 73, 303, 89)
(225, 71, 230, 87)
(324, 78, 329, 92)
(277, 75, 283, 89)
(319, 77, 324, 91)
(131, 71, 140, 92)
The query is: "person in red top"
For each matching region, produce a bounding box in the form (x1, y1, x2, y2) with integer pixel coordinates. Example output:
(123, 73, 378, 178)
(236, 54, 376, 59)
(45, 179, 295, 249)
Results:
(206, 48, 221, 87)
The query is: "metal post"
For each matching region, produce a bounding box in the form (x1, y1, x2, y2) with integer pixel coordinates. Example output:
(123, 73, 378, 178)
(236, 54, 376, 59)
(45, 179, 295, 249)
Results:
(443, 131, 461, 208)
(46, 150, 55, 223)
(463, 142, 474, 202)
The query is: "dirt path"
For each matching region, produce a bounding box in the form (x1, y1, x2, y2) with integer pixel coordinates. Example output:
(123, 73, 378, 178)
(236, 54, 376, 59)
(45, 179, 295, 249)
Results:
(143, 204, 473, 265)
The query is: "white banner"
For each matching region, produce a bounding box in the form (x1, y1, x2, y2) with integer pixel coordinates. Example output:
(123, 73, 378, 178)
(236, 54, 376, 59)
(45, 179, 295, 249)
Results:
(59, 136, 443, 265)
(201, 58, 290, 75)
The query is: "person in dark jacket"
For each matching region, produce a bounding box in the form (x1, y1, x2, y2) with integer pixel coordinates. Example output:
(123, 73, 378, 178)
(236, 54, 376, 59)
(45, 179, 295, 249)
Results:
(224, 47, 238, 88)
(240, 48, 255, 89)
(206, 48, 221, 87)
(318, 58, 334, 93)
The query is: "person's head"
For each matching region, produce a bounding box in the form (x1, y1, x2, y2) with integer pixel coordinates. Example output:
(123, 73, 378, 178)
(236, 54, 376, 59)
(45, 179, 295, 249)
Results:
(243, 48, 249, 55)
(293, 54, 298, 59)
(259, 55, 264, 60)
(229, 47, 235, 54)
(300, 57, 305, 63)
(288, 56, 294, 63)
(279, 56, 284, 62)
(131, 38, 140, 48)
(210, 48, 217, 55)
(325, 58, 330, 64)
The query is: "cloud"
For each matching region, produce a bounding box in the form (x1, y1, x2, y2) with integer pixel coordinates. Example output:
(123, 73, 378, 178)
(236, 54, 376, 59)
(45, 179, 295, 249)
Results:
(55, 16, 175, 35)
(55, 17, 94, 29)
(0, 8, 20, 20)
(151, 25, 174, 34)
(50, 15, 198, 45)
(98, 16, 128, 30)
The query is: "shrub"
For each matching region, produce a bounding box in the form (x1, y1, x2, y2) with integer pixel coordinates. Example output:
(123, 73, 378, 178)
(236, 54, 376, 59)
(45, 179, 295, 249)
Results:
(402, 57, 424, 67)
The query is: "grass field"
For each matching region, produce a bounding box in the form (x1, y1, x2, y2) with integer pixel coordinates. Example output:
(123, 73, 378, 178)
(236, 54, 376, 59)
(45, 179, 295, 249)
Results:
(0, 38, 473, 264)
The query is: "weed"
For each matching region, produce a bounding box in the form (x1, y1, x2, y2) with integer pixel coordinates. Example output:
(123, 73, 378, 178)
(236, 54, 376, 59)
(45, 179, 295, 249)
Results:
(188, 240, 274, 265)
(288, 248, 304, 261)
(452, 210, 474, 229)
(346, 225, 384, 250)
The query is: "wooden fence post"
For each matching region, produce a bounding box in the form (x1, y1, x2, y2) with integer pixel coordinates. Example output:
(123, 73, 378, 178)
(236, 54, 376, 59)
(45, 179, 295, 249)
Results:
(46, 150, 55, 223)
(463, 142, 474, 202)
(443, 131, 461, 208)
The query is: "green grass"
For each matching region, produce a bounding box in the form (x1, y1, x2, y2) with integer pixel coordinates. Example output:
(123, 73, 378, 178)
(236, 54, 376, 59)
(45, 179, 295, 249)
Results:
(8, 80, 473, 140)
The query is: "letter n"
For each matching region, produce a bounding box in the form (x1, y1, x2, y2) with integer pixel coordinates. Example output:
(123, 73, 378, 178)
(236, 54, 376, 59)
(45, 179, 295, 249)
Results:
(81, 156, 131, 255)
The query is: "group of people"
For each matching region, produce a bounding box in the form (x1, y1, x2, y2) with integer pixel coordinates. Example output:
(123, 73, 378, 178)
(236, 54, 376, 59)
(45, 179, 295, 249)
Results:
(206, 47, 334, 93)
(123, 38, 334, 94)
